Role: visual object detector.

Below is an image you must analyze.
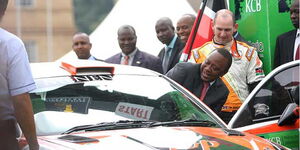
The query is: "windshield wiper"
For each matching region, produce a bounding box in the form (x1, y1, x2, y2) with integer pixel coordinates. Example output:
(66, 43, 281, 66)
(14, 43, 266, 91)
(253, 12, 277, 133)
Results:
(148, 119, 217, 127)
(62, 120, 157, 134)
(62, 119, 216, 134)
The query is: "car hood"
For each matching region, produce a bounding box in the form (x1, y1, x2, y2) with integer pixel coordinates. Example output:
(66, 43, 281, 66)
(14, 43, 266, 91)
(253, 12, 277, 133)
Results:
(26, 126, 279, 150)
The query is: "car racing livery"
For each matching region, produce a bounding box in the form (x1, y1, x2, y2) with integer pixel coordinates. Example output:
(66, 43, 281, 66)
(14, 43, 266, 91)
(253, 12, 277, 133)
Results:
(20, 127, 285, 150)
(18, 60, 291, 150)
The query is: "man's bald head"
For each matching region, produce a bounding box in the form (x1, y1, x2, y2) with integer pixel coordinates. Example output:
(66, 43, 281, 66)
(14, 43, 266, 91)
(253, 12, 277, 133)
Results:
(72, 32, 92, 59)
(214, 9, 236, 25)
(156, 17, 174, 29)
(212, 9, 237, 45)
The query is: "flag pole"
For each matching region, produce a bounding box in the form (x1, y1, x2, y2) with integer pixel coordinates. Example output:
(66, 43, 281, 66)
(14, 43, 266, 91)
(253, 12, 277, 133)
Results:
(181, 0, 208, 62)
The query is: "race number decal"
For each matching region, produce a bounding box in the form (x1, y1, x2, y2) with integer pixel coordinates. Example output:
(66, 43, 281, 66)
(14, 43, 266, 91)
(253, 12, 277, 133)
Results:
(115, 102, 153, 120)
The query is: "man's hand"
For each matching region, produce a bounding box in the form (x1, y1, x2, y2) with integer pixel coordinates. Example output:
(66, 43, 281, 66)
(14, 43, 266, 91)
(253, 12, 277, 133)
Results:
(12, 93, 39, 150)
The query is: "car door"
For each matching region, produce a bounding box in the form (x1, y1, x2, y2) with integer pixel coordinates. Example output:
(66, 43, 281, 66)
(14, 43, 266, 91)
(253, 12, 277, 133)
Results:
(228, 60, 299, 149)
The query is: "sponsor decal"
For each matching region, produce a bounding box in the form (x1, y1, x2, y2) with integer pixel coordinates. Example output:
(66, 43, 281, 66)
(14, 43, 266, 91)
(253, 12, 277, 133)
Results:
(115, 102, 153, 120)
(246, 47, 255, 61)
(259, 129, 299, 149)
(45, 97, 91, 114)
(255, 67, 264, 76)
(193, 50, 200, 60)
(253, 103, 269, 116)
(71, 74, 113, 82)
(245, 0, 262, 13)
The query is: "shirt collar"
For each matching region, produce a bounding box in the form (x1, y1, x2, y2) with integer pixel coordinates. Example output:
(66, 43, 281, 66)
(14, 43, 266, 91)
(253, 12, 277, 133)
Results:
(88, 55, 96, 60)
(209, 80, 215, 86)
(122, 48, 137, 58)
(166, 35, 177, 49)
(233, 32, 238, 38)
(296, 29, 300, 38)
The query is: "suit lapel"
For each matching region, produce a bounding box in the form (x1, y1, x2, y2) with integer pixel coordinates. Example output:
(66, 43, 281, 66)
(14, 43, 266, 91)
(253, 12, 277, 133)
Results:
(192, 64, 201, 97)
(117, 53, 122, 64)
(167, 38, 180, 68)
(286, 30, 297, 60)
(203, 78, 222, 106)
(132, 50, 143, 66)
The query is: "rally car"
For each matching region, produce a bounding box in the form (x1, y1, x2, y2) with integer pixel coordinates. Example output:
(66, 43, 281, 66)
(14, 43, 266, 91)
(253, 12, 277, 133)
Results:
(18, 60, 290, 150)
(228, 60, 299, 150)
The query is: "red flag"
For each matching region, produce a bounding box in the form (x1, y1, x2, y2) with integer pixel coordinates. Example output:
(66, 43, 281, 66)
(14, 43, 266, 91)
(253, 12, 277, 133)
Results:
(180, 0, 226, 62)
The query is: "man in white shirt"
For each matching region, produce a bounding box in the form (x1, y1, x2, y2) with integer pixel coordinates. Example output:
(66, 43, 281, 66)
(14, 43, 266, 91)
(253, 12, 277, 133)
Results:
(0, 0, 39, 149)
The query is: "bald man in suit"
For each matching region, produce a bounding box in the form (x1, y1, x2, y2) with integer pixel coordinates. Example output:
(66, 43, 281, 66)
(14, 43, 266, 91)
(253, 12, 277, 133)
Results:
(105, 25, 163, 74)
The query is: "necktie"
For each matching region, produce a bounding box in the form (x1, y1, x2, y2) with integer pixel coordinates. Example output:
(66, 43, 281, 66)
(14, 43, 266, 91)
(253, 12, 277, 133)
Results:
(123, 55, 129, 65)
(296, 44, 299, 60)
(200, 82, 209, 101)
(162, 47, 171, 73)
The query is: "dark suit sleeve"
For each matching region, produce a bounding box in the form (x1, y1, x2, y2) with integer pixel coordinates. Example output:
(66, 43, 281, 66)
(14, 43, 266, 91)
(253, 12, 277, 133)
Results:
(153, 59, 163, 74)
(166, 62, 187, 85)
(104, 57, 114, 64)
(248, 81, 260, 93)
(273, 36, 281, 69)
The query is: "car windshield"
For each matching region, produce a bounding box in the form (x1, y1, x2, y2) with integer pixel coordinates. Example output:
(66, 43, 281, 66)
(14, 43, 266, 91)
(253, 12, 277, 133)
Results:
(30, 74, 222, 135)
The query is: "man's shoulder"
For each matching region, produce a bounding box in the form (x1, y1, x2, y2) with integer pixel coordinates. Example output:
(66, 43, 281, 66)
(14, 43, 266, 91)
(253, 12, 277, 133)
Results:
(93, 56, 104, 61)
(190, 42, 214, 60)
(0, 28, 23, 45)
(138, 50, 160, 61)
(236, 41, 259, 61)
(105, 53, 121, 62)
(167, 62, 199, 78)
(175, 62, 200, 70)
(195, 41, 214, 51)
(236, 40, 254, 49)
(174, 37, 185, 48)
(277, 29, 297, 39)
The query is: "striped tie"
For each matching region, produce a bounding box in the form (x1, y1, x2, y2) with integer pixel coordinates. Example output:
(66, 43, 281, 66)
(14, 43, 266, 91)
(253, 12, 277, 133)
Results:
(200, 82, 209, 101)
(123, 55, 129, 65)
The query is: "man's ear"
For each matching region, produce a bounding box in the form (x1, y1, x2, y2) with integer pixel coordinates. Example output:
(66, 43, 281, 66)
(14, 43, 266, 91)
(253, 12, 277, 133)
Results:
(233, 23, 238, 33)
(211, 20, 214, 31)
(219, 68, 228, 77)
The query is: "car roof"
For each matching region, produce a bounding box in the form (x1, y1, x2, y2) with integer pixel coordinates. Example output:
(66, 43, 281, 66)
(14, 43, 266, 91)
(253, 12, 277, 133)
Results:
(30, 60, 160, 79)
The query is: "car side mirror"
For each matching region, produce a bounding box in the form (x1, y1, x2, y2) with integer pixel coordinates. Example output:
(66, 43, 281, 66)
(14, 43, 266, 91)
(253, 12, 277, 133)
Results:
(278, 103, 299, 126)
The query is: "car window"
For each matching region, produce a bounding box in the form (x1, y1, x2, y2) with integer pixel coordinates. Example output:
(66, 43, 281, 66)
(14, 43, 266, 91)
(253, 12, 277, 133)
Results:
(231, 65, 299, 128)
(30, 74, 221, 135)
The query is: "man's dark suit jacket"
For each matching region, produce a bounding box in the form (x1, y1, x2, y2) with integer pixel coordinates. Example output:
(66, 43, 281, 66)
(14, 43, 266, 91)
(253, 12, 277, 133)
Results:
(105, 49, 163, 74)
(274, 29, 297, 69)
(234, 32, 252, 46)
(158, 36, 184, 74)
(166, 62, 229, 116)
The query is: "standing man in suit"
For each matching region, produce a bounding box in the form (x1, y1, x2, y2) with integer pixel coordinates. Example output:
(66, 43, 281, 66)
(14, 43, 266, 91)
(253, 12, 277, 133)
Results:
(155, 17, 185, 74)
(166, 48, 232, 118)
(176, 14, 196, 44)
(72, 32, 101, 60)
(105, 25, 163, 73)
(274, 0, 299, 69)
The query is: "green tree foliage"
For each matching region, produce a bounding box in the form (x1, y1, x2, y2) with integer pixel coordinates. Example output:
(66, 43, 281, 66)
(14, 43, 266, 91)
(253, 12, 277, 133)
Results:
(73, 0, 114, 34)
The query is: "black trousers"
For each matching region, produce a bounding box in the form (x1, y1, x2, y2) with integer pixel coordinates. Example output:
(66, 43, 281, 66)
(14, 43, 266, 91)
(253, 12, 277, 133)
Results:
(0, 119, 20, 150)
